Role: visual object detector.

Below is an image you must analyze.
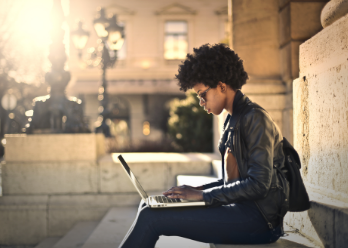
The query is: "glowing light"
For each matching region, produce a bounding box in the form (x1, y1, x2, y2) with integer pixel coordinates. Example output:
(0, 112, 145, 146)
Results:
(1, 0, 70, 84)
(25, 110, 34, 117)
(141, 60, 151, 69)
(143, 121, 150, 136)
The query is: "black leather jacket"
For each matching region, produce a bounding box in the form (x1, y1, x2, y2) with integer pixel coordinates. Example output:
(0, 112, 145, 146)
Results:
(202, 90, 289, 229)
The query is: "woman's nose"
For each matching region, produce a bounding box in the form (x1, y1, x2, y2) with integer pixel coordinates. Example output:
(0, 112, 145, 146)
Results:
(199, 99, 204, 107)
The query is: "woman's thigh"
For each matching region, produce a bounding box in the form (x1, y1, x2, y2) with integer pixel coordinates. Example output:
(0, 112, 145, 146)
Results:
(134, 201, 277, 245)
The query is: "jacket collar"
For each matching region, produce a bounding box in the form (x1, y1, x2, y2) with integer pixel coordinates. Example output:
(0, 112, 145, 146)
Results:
(232, 89, 250, 116)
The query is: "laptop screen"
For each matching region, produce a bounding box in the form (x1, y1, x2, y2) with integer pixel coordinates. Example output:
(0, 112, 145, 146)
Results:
(117, 155, 149, 201)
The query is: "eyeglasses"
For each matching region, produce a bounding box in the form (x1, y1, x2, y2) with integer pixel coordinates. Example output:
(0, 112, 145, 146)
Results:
(197, 87, 211, 104)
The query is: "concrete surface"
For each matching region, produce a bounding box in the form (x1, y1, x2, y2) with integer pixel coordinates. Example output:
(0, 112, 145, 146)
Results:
(81, 207, 137, 248)
(34, 237, 60, 248)
(213, 236, 316, 248)
(48, 194, 141, 236)
(4, 133, 105, 162)
(284, 190, 348, 248)
(2, 161, 99, 195)
(52, 222, 98, 248)
(0, 196, 48, 245)
(177, 175, 218, 187)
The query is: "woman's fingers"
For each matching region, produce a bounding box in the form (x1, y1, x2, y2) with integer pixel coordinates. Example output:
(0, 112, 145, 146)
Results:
(167, 193, 184, 198)
(162, 186, 203, 201)
(163, 186, 184, 195)
(163, 190, 182, 196)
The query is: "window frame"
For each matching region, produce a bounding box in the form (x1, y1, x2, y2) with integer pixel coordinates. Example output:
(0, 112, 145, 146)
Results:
(163, 20, 189, 60)
(157, 15, 194, 65)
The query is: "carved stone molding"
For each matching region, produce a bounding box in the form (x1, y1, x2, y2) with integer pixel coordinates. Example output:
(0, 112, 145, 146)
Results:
(155, 3, 196, 15)
(321, 0, 348, 28)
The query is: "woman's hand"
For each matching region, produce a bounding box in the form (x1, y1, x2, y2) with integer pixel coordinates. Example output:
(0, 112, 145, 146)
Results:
(163, 185, 204, 201)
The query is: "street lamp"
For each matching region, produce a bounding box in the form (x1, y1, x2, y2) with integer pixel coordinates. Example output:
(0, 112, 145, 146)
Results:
(71, 7, 125, 137)
(71, 21, 90, 59)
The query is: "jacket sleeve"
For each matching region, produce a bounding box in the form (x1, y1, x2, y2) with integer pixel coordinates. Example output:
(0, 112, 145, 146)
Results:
(203, 109, 275, 207)
(202, 179, 224, 190)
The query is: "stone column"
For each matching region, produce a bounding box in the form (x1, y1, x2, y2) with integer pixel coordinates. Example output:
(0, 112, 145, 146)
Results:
(285, 1, 348, 247)
(216, 0, 327, 148)
(279, 0, 327, 143)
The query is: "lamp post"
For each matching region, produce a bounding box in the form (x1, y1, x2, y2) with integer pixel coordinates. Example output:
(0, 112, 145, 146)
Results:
(71, 8, 124, 137)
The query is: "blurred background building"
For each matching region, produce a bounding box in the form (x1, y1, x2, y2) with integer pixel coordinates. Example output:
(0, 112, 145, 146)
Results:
(67, 0, 228, 151)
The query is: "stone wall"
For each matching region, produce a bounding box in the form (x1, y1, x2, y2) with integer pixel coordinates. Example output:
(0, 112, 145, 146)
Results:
(293, 6, 348, 206)
(0, 134, 217, 245)
(285, 2, 348, 247)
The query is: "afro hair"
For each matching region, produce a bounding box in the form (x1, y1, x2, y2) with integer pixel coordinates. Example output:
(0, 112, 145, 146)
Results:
(175, 43, 248, 92)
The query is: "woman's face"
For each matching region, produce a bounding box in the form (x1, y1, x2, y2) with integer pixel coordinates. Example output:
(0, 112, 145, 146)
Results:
(193, 83, 226, 115)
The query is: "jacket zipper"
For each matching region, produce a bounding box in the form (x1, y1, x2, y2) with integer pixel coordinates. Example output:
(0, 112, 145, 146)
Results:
(234, 127, 274, 230)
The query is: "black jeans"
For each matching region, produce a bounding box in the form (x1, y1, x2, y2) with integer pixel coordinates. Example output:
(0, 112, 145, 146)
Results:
(119, 199, 282, 248)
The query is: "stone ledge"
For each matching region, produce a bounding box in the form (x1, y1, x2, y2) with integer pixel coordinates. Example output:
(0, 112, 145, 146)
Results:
(285, 190, 348, 248)
(4, 133, 105, 162)
(0, 194, 142, 245)
(2, 153, 218, 195)
(2, 161, 99, 195)
(177, 175, 218, 187)
(100, 153, 217, 193)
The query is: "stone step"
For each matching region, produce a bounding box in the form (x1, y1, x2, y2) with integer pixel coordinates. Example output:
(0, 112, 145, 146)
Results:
(34, 237, 61, 248)
(52, 221, 99, 248)
(285, 189, 348, 248)
(212, 225, 320, 247)
(81, 207, 137, 248)
(176, 175, 218, 187)
(156, 236, 210, 248)
(212, 160, 222, 178)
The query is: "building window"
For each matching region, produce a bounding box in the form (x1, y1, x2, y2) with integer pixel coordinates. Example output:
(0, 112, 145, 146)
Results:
(164, 21, 188, 60)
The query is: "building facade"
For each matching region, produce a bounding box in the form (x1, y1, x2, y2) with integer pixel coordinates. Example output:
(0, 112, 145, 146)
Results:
(67, 0, 228, 150)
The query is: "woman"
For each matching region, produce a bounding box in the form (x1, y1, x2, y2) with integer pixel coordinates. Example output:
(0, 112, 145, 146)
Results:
(119, 43, 288, 248)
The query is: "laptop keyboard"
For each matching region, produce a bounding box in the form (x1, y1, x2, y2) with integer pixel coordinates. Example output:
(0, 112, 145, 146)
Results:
(155, 196, 181, 203)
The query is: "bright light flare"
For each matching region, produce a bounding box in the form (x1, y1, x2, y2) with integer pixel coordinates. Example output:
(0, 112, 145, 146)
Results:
(0, 0, 70, 83)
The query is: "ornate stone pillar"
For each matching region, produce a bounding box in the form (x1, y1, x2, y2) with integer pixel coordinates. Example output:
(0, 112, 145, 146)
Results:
(321, 0, 348, 27)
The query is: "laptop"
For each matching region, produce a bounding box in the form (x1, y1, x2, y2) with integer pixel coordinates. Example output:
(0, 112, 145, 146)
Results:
(117, 155, 206, 208)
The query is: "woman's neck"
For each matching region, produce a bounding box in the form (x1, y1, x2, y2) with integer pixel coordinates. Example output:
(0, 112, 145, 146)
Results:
(225, 89, 236, 115)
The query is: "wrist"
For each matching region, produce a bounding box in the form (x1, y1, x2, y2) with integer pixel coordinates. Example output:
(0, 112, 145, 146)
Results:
(194, 186, 204, 190)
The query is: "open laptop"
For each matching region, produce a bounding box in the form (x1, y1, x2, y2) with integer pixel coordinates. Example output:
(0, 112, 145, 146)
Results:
(117, 155, 206, 208)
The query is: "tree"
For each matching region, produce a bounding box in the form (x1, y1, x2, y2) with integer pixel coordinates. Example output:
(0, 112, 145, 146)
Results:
(168, 91, 213, 152)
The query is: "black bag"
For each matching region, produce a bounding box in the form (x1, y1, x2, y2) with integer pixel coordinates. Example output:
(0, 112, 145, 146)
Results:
(282, 137, 310, 212)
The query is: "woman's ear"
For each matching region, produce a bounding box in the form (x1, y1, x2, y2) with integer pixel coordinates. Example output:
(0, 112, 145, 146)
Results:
(219, 82, 226, 92)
